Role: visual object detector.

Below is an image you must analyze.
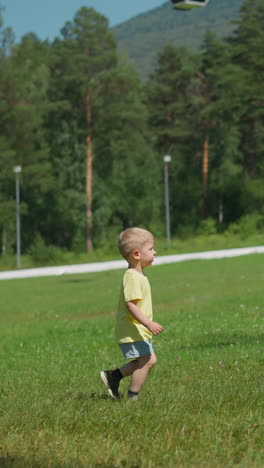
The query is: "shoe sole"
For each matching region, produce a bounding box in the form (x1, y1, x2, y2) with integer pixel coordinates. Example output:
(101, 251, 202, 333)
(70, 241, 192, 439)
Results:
(100, 371, 119, 400)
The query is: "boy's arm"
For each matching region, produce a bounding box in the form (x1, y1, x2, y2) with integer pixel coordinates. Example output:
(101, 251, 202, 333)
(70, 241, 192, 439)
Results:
(126, 300, 163, 336)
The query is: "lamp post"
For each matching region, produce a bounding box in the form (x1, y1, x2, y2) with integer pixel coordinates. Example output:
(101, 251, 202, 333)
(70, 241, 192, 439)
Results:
(13, 165, 22, 268)
(163, 155, 171, 249)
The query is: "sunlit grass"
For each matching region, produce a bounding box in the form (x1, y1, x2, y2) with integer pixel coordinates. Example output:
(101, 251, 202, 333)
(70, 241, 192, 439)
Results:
(0, 255, 264, 467)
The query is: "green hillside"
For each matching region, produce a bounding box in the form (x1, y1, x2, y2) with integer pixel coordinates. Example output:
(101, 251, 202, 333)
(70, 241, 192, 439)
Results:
(112, 0, 244, 80)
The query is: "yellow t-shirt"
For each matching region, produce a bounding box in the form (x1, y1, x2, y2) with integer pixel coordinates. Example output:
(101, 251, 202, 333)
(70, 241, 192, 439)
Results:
(115, 268, 153, 343)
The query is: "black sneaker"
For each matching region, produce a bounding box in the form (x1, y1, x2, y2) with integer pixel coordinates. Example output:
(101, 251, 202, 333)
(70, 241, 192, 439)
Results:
(100, 370, 120, 400)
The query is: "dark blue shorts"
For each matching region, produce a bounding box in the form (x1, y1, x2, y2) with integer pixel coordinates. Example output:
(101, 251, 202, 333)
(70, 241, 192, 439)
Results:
(119, 340, 154, 359)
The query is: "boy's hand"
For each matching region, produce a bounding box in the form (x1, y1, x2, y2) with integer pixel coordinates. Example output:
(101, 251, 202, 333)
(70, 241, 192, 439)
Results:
(126, 301, 163, 335)
(147, 321, 163, 336)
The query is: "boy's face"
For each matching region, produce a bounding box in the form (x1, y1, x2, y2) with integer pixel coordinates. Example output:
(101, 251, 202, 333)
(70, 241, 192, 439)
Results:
(137, 239, 156, 268)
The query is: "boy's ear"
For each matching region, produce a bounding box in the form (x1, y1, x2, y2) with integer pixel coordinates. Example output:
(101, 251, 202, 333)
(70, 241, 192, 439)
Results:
(132, 249, 140, 260)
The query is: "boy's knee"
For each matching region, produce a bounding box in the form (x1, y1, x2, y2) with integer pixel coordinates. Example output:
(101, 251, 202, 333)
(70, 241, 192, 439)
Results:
(149, 353, 157, 368)
(139, 353, 157, 369)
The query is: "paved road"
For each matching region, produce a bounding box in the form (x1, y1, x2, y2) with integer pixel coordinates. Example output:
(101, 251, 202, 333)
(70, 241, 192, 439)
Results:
(0, 245, 264, 281)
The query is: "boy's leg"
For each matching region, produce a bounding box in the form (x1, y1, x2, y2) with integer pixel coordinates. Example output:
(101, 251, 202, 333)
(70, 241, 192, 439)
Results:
(118, 359, 139, 378)
(100, 361, 138, 400)
(129, 352, 157, 393)
(100, 353, 156, 399)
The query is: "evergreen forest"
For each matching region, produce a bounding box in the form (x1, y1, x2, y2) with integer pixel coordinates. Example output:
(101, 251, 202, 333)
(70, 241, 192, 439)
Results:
(113, 0, 244, 80)
(0, 0, 264, 262)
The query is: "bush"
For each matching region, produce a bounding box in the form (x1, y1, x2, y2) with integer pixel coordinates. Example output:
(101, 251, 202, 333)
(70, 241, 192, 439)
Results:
(197, 218, 217, 236)
(226, 213, 264, 239)
(176, 223, 197, 239)
(28, 235, 64, 265)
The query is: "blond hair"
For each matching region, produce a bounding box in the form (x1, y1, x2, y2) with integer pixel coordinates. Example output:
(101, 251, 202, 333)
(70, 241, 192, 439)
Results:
(118, 227, 153, 260)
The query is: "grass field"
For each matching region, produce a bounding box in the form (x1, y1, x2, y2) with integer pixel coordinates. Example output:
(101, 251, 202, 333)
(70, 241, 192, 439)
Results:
(0, 254, 263, 467)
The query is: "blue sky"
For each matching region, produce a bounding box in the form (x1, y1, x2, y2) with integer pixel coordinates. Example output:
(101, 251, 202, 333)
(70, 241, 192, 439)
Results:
(2, 0, 166, 42)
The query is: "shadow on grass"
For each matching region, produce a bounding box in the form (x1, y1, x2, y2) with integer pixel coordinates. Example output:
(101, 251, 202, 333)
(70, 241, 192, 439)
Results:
(59, 277, 95, 284)
(0, 455, 78, 468)
(89, 392, 125, 402)
(0, 456, 44, 468)
(66, 391, 116, 401)
(178, 333, 264, 352)
(0, 457, 19, 468)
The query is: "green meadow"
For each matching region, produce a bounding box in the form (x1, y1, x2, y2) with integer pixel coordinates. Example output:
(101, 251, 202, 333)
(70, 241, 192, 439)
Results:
(0, 254, 263, 467)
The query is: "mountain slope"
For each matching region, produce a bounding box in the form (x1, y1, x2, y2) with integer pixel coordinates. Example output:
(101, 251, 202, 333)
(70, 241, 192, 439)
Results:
(112, 0, 244, 80)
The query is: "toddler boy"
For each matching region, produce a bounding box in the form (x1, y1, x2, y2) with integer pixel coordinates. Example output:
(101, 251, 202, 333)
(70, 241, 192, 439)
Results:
(100, 227, 163, 400)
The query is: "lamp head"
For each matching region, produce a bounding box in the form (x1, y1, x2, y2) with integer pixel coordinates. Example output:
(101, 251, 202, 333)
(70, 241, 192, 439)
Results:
(163, 155, 172, 163)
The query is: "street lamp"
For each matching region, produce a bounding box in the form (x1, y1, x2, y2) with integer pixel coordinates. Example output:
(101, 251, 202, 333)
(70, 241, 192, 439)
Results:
(163, 155, 171, 249)
(13, 165, 22, 268)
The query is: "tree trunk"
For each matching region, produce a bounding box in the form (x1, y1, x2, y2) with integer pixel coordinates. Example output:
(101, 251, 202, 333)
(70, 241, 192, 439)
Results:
(202, 135, 209, 219)
(218, 199, 224, 224)
(86, 90, 93, 252)
(247, 120, 256, 179)
(2, 228, 6, 255)
(197, 72, 210, 220)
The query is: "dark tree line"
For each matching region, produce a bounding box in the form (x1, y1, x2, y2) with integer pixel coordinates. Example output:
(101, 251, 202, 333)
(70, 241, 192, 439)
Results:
(0, 0, 264, 255)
